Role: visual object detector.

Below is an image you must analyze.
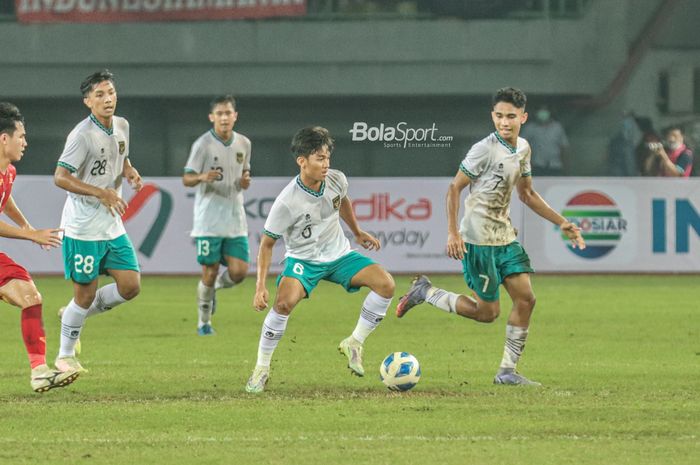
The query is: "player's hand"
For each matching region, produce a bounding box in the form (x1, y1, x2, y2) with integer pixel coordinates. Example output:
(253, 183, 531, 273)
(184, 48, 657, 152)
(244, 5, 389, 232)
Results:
(29, 228, 63, 248)
(124, 166, 143, 192)
(239, 172, 251, 190)
(560, 221, 586, 249)
(99, 188, 128, 217)
(355, 230, 380, 251)
(253, 287, 269, 311)
(446, 231, 466, 260)
(201, 171, 221, 183)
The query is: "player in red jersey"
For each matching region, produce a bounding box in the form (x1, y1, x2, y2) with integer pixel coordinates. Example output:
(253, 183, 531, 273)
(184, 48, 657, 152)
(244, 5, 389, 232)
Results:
(0, 102, 80, 392)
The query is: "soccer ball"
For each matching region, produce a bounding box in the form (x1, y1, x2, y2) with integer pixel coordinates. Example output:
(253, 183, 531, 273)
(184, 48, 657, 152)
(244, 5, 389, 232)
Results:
(379, 352, 421, 391)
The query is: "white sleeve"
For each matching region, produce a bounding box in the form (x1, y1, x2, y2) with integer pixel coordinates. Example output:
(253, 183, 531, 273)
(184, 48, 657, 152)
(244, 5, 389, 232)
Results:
(459, 142, 490, 178)
(184, 139, 205, 174)
(244, 138, 252, 172)
(57, 132, 88, 173)
(263, 199, 292, 239)
(521, 143, 532, 177)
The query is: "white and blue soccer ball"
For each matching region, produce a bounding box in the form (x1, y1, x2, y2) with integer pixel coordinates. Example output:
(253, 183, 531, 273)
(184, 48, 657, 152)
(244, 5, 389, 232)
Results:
(379, 352, 421, 391)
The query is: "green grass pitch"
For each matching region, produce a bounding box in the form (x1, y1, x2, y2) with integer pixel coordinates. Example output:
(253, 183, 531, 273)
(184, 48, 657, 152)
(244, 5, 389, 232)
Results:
(0, 275, 697, 464)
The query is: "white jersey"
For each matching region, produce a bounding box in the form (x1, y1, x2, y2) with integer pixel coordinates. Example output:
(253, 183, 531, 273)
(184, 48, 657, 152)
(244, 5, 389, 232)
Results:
(459, 132, 532, 246)
(184, 129, 252, 238)
(264, 169, 351, 263)
(58, 114, 130, 241)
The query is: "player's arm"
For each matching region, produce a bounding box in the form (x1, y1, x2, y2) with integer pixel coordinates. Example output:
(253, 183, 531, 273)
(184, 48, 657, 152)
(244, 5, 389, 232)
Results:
(239, 169, 252, 190)
(253, 233, 276, 311)
(3, 196, 30, 229)
(182, 170, 221, 187)
(122, 158, 143, 191)
(516, 176, 585, 249)
(446, 170, 470, 259)
(54, 166, 127, 217)
(339, 195, 380, 251)
(0, 219, 62, 247)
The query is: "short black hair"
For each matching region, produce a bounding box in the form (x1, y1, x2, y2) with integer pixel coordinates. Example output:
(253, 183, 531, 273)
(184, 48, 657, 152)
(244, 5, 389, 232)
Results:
(80, 69, 115, 96)
(0, 102, 24, 136)
(291, 126, 335, 158)
(664, 125, 684, 135)
(493, 87, 527, 109)
(210, 95, 237, 112)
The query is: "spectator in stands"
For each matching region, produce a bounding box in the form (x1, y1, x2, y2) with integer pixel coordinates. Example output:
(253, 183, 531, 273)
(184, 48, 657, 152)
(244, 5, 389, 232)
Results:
(607, 113, 641, 176)
(520, 105, 569, 176)
(651, 126, 694, 177)
(635, 116, 662, 176)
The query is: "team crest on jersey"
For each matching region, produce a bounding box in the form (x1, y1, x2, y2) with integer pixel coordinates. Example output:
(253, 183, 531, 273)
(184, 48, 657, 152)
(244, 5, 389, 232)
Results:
(118, 141, 126, 155)
(236, 152, 244, 164)
(332, 195, 341, 210)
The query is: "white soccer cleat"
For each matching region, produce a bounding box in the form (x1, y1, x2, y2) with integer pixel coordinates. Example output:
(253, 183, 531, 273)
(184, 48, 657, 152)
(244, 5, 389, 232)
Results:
(55, 356, 88, 374)
(245, 365, 270, 393)
(31, 364, 79, 393)
(338, 336, 365, 377)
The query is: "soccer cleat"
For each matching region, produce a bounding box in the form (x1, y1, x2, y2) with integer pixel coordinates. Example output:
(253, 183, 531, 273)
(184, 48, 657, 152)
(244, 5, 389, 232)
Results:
(338, 336, 365, 377)
(396, 275, 432, 318)
(55, 356, 88, 374)
(197, 324, 215, 336)
(31, 364, 79, 393)
(245, 365, 270, 393)
(57, 306, 81, 355)
(493, 369, 541, 386)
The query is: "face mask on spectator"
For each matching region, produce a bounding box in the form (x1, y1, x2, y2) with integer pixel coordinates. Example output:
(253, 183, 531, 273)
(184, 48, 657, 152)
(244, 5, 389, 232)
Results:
(536, 110, 550, 123)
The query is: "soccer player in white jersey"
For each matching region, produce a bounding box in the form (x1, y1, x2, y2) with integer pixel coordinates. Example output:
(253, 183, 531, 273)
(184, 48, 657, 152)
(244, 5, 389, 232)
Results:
(183, 95, 252, 335)
(245, 126, 395, 393)
(396, 87, 585, 385)
(53, 70, 143, 374)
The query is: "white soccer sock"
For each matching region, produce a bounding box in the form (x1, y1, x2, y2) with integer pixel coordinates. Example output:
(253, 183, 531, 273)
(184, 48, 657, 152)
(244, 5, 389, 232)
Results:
(425, 287, 463, 314)
(351, 291, 391, 344)
(256, 309, 289, 367)
(59, 300, 89, 358)
(86, 283, 127, 318)
(197, 281, 215, 327)
(499, 325, 529, 370)
(214, 270, 236, 290)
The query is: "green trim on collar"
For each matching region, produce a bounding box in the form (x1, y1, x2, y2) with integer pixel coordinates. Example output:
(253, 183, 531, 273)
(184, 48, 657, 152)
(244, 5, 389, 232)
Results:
(209, 129, 233, 147)
(57, 161, 77, 173)
(296, 176, 325, 197)
(494, 132, 516, 154)
(89, 114, 113, 136)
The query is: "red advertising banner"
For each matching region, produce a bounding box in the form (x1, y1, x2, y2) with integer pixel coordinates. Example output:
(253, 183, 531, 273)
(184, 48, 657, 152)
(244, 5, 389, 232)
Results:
(15, 0, 307, 23)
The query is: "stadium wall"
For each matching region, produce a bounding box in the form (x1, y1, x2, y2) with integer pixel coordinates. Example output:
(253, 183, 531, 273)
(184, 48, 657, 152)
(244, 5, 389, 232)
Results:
(3, 177, 698, 275)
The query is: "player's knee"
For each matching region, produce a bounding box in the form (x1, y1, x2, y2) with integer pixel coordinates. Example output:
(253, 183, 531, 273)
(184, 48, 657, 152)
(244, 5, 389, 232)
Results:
(118, 282, 141, 301)
(477, 303, 500, 323)
(20, 289, 42, 308)
(229, 269, 246, 284)
(274, 300, 295, 315)
(374, 273, 395, 298)
(520, 293, 536, 311)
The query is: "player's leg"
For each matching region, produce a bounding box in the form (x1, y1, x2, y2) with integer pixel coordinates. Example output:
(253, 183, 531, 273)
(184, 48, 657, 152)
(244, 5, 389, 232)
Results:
(246, 276, 307, 393)
(397, 243, 501, 322)
(334, 254, 394, 376)
(0, 273, 80, 392)
(198, 263, 219, 335)
(195, 237, 222, 335)
(493, 241, 539, 386)
(56, 238, 103, 373)
(56, 279, 97, 373)
(215, 236, 249, 290)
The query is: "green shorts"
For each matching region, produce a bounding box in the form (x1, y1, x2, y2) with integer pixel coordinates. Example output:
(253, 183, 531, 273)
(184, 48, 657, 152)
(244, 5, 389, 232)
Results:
(461, 241, 534, 302)
(63, 234, 140, 284)
(195, 236, 250, 266)
(277, 251, 376, 297)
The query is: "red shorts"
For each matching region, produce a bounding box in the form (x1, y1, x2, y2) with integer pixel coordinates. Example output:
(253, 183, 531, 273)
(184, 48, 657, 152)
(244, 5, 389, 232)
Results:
(0, 253, 32, 288)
